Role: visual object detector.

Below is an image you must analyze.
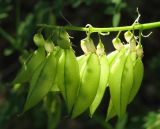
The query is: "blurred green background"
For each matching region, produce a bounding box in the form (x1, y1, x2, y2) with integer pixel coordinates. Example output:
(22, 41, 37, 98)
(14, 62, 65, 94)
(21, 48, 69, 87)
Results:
(0, 0, 160, 129)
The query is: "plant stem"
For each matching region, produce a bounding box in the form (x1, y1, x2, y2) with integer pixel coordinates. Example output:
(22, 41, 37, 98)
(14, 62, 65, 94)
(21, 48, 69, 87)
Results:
(37, 21, 160, 33)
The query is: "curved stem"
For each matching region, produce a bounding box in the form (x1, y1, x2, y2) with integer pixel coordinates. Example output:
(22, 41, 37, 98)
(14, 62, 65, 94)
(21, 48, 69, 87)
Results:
(37, 21, 160, 33)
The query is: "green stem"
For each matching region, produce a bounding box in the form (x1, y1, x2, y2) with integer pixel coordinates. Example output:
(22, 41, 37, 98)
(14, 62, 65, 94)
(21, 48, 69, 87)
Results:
(37, 21, 160, 33)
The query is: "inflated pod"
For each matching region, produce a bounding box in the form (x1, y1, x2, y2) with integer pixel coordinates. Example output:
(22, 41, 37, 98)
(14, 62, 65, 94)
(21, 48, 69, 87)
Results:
(106, 47, 144, 120)
(106, 43, 128, 120)
(56, 49, 65, 99)
(50, 47, 63, 92)
(56, 47, 80, 113)
(77, 55, 92, 71)
(120, 52, 134, 117)
(128, 45, 143, 103)
(129, 58, 144, 102)
(106, 100, 116, 121)
(108, 48, 134, 118)
(106, 49, 123, 120)
(64, 48, 80, 113)
(106, 51, 122, 121)
(89, 41, 109, 117)
(23, 50, 58, 112)
(107, 50, 119, 63)
(13, 47, 46, 84)
(72, 52, 100, 118)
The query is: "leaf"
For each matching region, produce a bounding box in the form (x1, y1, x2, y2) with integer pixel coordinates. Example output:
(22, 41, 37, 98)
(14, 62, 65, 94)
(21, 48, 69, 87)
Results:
(112, 12, 121, 27)
(17, 14, 34, 36)
(112, 0, 122, 4)
(0, 13, 8, 19)
(3, 48, 13, 56)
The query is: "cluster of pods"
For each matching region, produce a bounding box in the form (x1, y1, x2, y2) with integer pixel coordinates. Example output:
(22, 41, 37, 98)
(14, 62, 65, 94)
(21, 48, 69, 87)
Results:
(13, 29, 144, 120)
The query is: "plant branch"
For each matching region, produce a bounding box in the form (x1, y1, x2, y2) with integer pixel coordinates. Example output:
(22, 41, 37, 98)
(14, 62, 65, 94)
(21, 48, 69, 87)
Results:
(37, 21, 160, 33)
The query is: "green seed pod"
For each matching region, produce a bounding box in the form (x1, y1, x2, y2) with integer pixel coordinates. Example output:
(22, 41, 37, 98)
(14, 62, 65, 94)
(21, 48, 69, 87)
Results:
(120, 52, 134, 117)
(23, 51, 58, 112)
(56, 49, 66, 100)
(106, 100, 116, 121)
(77, 54, 90, 73)
(106, 51, 122, 121)
(33, 33, 45, 47)
(129, 57, 144, 103)
(106, 51, 144, 121)
(107, 51, 119, 64)
(108, 49, 134, 118)
(64, 48, 80, 113)
(56, 48, 80, 113)
(72, 53, 100, 118)
(50, 84, 60, 92)
(90, 54, 109, 116)
(90, 41, 109, 117)
(13, 47, 46, 84)
(50, 47, 63, 92)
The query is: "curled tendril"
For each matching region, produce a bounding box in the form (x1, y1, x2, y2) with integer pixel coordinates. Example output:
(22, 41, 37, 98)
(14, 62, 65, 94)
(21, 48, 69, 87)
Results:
(99, 32, 110, 36)
(141, 31, 152, 37)
(85, 24, 93, 36)
(132, 8, 141, 25)
(137, 30, 152, 45)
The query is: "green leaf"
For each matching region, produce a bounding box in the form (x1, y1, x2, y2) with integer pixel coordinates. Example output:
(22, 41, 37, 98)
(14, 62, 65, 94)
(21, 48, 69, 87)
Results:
(3, 48, 13, 56)
(112, 0, 122, 4)
(112, 12, 121, 27)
